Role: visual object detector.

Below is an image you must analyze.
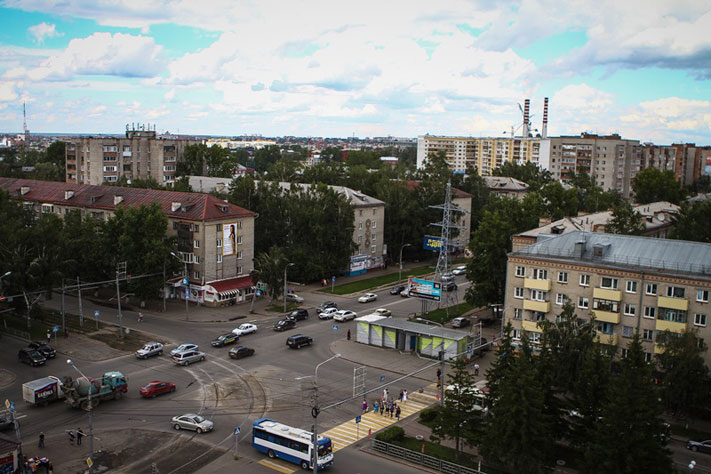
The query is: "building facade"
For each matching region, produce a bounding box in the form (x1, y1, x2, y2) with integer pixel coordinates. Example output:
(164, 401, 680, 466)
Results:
(0, 178, 255, 307)
(65, 127, 200, 186)
(642, 143, 711, 187)
(483, 176, 529, 200)
(505, 231, 711, 366)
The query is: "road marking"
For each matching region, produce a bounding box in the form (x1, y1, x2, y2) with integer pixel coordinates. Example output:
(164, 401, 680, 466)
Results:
(257, 458, 297, 474)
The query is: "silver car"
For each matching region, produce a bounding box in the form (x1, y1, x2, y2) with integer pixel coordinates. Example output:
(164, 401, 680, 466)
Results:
(170, 343, 198, 357)
(136, 342, 164, 359)
(171, 413, 214, 433)
(171, 350, 206, 366)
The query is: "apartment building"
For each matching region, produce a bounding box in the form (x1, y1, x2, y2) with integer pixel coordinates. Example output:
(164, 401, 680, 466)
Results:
(642, 143, 711, 187)
(0, 177, 255, 307)
(65, 126, 200, 186)
(416, 135, 541, 175)
(505, 231, 711, 366)
(483, 176, 529, 200)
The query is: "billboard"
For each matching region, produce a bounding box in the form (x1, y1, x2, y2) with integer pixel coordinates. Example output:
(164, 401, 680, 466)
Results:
(408, 277, 441, 301)
(223, 223, 238, 256)
(423, 235, 444, 251)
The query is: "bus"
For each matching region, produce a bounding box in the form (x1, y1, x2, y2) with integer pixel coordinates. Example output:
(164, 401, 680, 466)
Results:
(252, 418, 333, 470)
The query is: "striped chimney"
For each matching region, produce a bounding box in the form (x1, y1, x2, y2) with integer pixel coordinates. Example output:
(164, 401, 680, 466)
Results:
(522, 99, 530, 138)
(542, 97, 549, 139)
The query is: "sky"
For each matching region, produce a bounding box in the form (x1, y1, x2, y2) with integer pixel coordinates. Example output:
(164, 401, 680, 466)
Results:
(0, 0, 709, 144)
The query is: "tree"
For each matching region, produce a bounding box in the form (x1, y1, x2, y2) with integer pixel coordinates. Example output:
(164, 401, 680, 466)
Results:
(254, 145, 282, 172)
(493, 161, 552, 192)
(45, 141, 66, 170)
(176, 144, 208, 176)
(671, 200, 711, 243)
(605, 201, 645, 235)
(252, 246, 287, 300)
(631, 167, 685, 204)
(539, 182, 578, 219)
(205, 145, 236, 177)
(656, 330, 709, 417)
(265, 159, 301, 183)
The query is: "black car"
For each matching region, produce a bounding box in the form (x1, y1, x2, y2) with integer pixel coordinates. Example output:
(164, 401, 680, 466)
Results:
(318, 301, 338, 311)
(229, 346, 255, 359)
(28, 341, 56, 359)
(287, 334, 313, 349)
(211, 333, 239, 347)
(274, 319, 296, 332)
(0, 415, 16, 431)
(390, 285, 406, 295)
(286, 309, 309, 321)
(687, 439, 711, 453)
(18, 348, 46, 367)
(444, 281, 457, 292)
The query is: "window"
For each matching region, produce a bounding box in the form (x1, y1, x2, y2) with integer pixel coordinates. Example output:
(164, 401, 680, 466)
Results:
(624, 304, 636, 316)
(194, 240, 200, 249)
(626, 281, 638, 293)
(514, 287, 524, 299)
(580, 274, 590, 287)
(359, 210, 363, 216)
(643, 306, 656, 319)
(194, 271, 200, 279)
(216, 239, 222, 247)
(371, 246, 376, 254)
(529, 332, 541, 343)
(557, 272, 568, 283)
(515, 266, 525, 277)
(372, 234, 376, 241)
(216, 224, 222, 231)
(372, 221, 376, 228)
(621, 348, 629, 358)
(667, 286, 685, 298)
(237, 221, 242, 229)
(512, 329, 521, 340)
(556, 294, 566, 305)
(530, 290, 546, 302)
(593, 299, 619, 313)
(578, 297, 589, 309)
(694, 314, 707, 327)
(358, 223, 363, 230)
(600, 277, 618, 290)
(698, 290, 710, 303)
(237, 236, 243, 245)
(622, 326, 634, 338)
(532, 268, 548, 280)
(373, 208, 377, 215)
(642, 329, 654, 341)
(646, 283, 657, 295)
(659, 308, 687, 323)
(597, 322, 613, 335)
(237, 265, 243, 274)
(217, 255, 222, 263)
(513, 308, 522, 320)
(237, 251, 243, 259)
(194, 256, 200, 264)
(358, 236, 362, 243)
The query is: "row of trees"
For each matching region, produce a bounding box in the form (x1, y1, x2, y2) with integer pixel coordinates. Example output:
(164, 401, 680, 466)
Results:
(0, 142, 66, 182)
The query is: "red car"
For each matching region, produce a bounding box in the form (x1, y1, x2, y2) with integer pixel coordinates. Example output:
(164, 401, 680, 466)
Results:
(139, 381, 176, 398)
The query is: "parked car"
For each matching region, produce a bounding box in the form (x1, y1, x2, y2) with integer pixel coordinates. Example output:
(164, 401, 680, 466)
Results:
(452, 265, 467, 276)
(334, 310, 357, 322)
(171, 343, 198, 357)
(318, 301, 338, 311)
(358, 293, 377, 303)
(171, 413, 214, 433)
(372, 308, 392, 317)
(140, 381, 176, 398)
(286, 309, 309, 321)
(136, 342, 164, 359)
(211, 333, 239, 347)
(274, 319, 296, 332)
(229, 346, 255, 359)
(172, 350, 206, 366)
(451, 317, 470, 328)
(28, 341, 56, 359)
(400, 288, 410, 297)
(286, 293, 304, 303)
(687, 439, 711, 453)
(318, 307, 338, 320)
(390, 285, 406, 295)
(287, 334, 313, 349)
(232, 323, 258, 336)
(18, 348, 46, 367)
(0, 415, 16, 431)
(444, 281, 458, 292)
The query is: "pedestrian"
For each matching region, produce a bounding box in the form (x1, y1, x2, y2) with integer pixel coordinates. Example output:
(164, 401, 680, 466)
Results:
(67, 429, 74, 445)
(474, 363, 480, 376)
(385, 401, 390, 417)
(38, 432, 45, 448)
(362, 399, 368, 413)
(137, 312, 144, 322)
(64, 328, 69, 339)
(403, 389, 408, 404)
(48, 461, 54, 474)
(347, 329, 351, 341)
(76, 428, 84, 445)
(398, 389, 403, 402)
(373, 400, 379, 414)
(389, 402, 395, 418)
(46, 330, 51, 344)
(396, 405, 401, 421)
(383, 388, 389, 402)
(379, 402, 385, 416)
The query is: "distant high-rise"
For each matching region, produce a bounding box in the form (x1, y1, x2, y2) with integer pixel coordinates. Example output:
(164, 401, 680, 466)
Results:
(23, 102, 30, 147)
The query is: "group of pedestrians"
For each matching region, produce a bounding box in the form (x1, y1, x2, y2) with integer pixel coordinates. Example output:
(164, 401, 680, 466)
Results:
(65, 428, 85, 445)
(362, 388, 408, 421)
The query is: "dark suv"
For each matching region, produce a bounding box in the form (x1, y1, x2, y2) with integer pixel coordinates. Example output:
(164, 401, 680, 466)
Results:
(318, 301, 338, 311)
(274, 319, 297, 332)
(286, 309, 309, 321)
(18, 348, 46, 367)
(28, 341, 56, 359)
(287, 334, 313, 349)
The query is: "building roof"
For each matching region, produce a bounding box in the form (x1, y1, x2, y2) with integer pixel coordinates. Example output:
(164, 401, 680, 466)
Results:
(204, 275, 253, 296)
(0, 177, 255, 221)
(262, 181, 385, 207)
(368, 318, 470, 340)
(483, 176, 529, 192)
(404, 180, 472, 199)
(512, 231, 711, 280)
(0, 434, 20, 453)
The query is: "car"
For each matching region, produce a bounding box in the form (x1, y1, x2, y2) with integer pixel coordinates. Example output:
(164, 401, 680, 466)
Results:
(18, 348, 46, 367)
(451, 317, 470, 328)
(172, 350, 206, 366)
(211, 333, 239, 347)
(318, 301, 338, 311)
(286, 293, 304, 303)
(373, 308, 392, 317)
(445, 383, 488, 413)
(229, 346, 255, 359)
(136, 342, 164, 359)
(140, 381, 176, 398)
(400, 288, 410, 297)
(171, 413, 214, 433)
(358, 293, 378, 303)
(171, 343, 198, 357)
(334, 310, 357, 322)
(687, 439, 711, 453)
(0, 415, 16, 431)
(452, 265, 467, 276)
(444, 281, 458, 292)
(232, 323, 258, 336)
(441, 272, 455, 283)
(286, 309, 309, 321)
(390, 285, 406, 295)
(318, 307, 338, 320)
(274, 319, 296, 332)
(287, 334, 313, 349)
(28, 341, 56, 359)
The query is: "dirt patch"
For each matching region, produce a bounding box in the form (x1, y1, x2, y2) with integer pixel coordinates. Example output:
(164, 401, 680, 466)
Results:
(89, 327, 169, 352)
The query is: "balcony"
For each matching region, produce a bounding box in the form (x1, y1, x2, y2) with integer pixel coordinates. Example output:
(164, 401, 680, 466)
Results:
(657, 296, 688, 311)
(123, 151, 132, 157)
(595, 334, 618, 346)
(593, 288, 622, 301)
(524, 278, 551, 291)
(593, 310, 621, 324)
(655, 319, 686, 333)
(521, 320, 543, 333)
(523, 299, 550, 313)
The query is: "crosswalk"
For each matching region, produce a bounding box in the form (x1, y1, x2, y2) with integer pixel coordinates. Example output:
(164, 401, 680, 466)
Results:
(257, 385, 438, 473)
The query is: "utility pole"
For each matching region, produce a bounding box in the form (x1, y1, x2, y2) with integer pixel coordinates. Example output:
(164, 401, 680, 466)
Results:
(77, 276, 84, 327)
(398, 243, 411, 285)
(67, 360, 94, 474)
(184, 260, 189, 321)
(162, 262, 166, 312)
(61, 279, 66, 334)
(312, 355, 340, 474)
(439, 348, 445, 406)
(116, 262, 126, 339)
(283, 263, 294, 312)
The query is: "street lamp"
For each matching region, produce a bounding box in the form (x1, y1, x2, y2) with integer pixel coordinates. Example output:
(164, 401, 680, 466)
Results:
(398, 244, 411, 286)
(67, 359, 94, 473)
(312, 354, 341, 474)
(283, 262, 295, 312)
(171, 252, 189, 321)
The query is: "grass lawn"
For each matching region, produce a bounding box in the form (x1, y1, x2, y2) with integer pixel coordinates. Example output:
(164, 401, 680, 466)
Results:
(319, 265, 434, 295)
(2, 308, 107, 340)
(424, 302, 475, 324)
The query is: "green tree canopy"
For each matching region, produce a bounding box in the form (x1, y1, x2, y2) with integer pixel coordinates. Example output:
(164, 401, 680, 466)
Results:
(632, 167, 685, 204)
(671, 200, 711, 243)
(493, 161, 552, 192)
(656, 330, 710, 416)
(605, 201, 645, 235)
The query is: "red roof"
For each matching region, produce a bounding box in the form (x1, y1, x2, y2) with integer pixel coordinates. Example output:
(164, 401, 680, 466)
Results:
(405, 180, 472, 198)
(206, 275, 253, 292)
(0, 178, 255, 221)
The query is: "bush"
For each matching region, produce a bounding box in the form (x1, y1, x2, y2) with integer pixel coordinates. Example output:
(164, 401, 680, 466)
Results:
(375, 425, 405, 443)
(419, 407, 439, 424)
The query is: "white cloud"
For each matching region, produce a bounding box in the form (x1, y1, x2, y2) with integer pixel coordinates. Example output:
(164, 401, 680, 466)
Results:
(0, 81, 19, 102)
(28, 22, 61, 44)
(621, 97, 711, 133)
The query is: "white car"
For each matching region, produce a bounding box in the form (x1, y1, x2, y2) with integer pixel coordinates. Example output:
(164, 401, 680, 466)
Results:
(286, 293, 304, 303)
(136, 342, 164, 359)
(373, 308, 392, 317)
(318, 307, 339, 320)
(170, 343, 198, 357)
(452, 265, 467, 276)
(232, 323, 258, 336)
(358, 293, 378, 303)
(334, 310, 357, 322)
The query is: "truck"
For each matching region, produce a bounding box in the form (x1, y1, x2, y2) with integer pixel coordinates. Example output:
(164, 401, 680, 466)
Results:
(22, 376, 64, 406)
(62, 371, 128, 411)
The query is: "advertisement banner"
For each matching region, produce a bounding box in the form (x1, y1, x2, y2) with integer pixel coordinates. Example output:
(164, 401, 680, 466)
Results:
(408, 277, 441, 301)
(423, 235, 444, 251)
(223, 223, 238, 256)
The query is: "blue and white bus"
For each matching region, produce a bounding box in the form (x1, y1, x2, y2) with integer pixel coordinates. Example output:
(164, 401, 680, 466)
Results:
(252, 418, 333, 470)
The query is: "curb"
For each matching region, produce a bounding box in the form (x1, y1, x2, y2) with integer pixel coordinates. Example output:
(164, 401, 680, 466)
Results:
(328, 341, 433, 383)
(358, 444, 439, 474)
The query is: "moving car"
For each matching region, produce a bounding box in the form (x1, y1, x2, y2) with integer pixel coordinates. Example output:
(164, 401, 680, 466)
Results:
(18, 348, 46, 367)
(172, 350, 206, 366)
(358, 293, 377, 303)
(286, 309, 309, 321)
(452, 265, 467, 276)
(390, 285, 406, 295)
(274, 319, 296, 332)
(28, 341, 56, 359)
(318, 301, 338, 311)
(687, 439, 711, 453)
(318, 307, 338, 320)
(286, 293, 304, 303)
(140, 381, 176, 398)
(444, 281, 458, 292)
(373, 308, 392, 317)
(400, 288, 410, 297)
(287, 334, 313, 349)
(229, 346, 255, 359)
(172, 414, 214, 433)
(451, 317, 470, 328)
(211, 333, 239, 347)
(333, 310, 357, 322)
(171, 343, 198, 356)
(232, 323, 258, 336)
(136, 342, 164, 359)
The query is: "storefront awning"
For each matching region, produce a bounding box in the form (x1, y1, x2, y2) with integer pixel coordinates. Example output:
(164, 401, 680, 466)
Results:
(205, 276, 253, 297)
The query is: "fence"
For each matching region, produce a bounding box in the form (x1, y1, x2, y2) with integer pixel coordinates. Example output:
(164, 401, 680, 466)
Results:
(372, 439, 486, 474)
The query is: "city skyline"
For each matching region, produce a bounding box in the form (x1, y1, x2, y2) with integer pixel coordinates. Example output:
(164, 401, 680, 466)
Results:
(0, 0, 709, 144)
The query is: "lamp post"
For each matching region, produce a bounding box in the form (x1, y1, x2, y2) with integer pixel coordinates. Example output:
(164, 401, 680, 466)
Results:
(283, 262, 295, 312)
(398, 243, 411, 286)
(67, 359, 93, 473)
(312, 354, 341, 474)
(171, 252, 189, 321)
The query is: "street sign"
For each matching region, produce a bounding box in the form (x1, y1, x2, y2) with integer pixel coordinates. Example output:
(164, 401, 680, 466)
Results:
(184, 289, 190, 298)
(332, 325, 338, 332)
(380, 375, 386, 382)
(331, 275, 336, 283)
(4, 400, 9, 409)
(52, 326, 59, 333)
(9, 401, 14, 411)
(86, 457, 93, 468)
(234, 426, 240, 435)
(183, 277, 189, 286)
(355, 415, 361, 424)
(94, 310, 100, 317)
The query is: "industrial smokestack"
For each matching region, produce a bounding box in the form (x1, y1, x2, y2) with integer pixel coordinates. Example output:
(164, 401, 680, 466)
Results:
(542, 97, 549, 139)
(523, 99, 530, 138)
